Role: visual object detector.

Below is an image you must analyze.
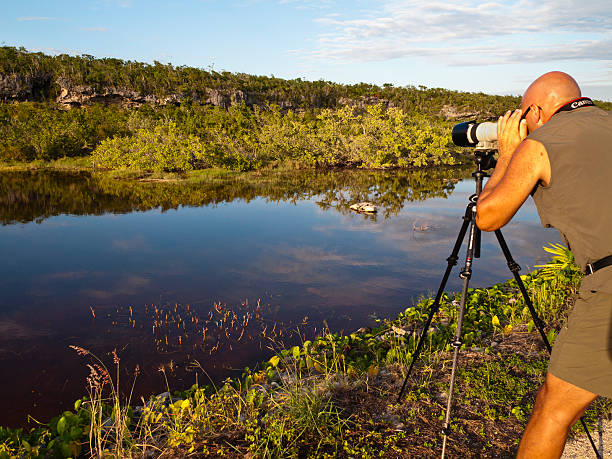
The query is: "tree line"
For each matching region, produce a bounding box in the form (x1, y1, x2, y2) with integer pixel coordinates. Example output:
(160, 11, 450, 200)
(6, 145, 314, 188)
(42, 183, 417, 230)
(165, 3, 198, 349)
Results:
(0, 102, 459, 170)
(0, 46, 530, 115)
(2, 46, 610, 172)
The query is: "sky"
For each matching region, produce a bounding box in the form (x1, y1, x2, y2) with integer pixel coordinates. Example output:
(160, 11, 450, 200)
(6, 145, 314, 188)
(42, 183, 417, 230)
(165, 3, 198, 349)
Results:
(2, 0, 612, 100)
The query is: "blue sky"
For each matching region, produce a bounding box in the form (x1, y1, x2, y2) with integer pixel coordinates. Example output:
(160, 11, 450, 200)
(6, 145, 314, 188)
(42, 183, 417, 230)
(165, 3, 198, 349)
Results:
(3, 0, 612, 100)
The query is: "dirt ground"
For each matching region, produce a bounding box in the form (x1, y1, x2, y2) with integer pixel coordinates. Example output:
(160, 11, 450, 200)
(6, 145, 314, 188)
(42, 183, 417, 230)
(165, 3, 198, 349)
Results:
(563, 416, 612, 458)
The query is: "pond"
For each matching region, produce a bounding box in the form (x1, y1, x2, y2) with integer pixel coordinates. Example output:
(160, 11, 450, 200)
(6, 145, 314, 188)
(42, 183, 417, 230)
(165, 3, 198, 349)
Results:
(0, 167, 560, 427)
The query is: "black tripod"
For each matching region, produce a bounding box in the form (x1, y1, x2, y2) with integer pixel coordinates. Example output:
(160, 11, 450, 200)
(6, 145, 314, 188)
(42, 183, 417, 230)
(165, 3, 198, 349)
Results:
(396, 150, 600, 458)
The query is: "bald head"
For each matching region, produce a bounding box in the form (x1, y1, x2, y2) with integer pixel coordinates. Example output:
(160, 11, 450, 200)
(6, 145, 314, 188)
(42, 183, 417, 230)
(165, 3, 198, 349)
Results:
(522, 72, 581, 125)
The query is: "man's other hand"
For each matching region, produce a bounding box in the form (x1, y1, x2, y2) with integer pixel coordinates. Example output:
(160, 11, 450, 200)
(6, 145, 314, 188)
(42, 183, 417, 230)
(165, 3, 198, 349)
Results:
(497, 109, 528, 158)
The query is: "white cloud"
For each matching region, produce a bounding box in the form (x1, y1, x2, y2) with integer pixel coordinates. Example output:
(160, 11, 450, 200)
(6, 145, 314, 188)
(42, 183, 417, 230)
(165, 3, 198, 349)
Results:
(112, 235, 149, 251)
(279, 0, 335, 8)
(304, 0, 612, 66)
(81, 274, 151, 299)
(85, 26, 108, 32)
(109, 0, 132, 7)
(17, 16, 55, 21)
(38, 271, 88, 281)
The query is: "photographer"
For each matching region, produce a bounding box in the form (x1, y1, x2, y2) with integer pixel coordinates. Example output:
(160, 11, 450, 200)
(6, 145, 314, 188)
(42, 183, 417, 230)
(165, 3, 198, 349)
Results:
(476, 71, 612, 458)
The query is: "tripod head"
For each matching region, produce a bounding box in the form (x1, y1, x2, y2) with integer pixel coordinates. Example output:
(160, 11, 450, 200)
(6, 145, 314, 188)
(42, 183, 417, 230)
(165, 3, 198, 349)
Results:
(474, 149, 497, 171)
(471, 148, 497, 193)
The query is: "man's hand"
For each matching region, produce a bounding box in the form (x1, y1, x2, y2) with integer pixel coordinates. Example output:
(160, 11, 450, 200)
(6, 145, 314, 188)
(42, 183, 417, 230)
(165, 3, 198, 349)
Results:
(497, 109, 528, 158)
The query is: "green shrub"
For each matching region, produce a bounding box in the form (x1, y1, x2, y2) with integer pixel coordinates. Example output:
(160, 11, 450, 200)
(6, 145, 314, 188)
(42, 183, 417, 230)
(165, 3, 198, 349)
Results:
(92, 122, 207, 172)
(308, 104, 454, 168)
(0, 103, 129, 161)
(1, 101, 458, 170)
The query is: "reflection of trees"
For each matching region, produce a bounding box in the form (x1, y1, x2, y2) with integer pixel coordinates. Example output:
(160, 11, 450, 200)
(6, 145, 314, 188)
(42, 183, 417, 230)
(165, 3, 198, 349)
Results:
(312, 167, 472, 220)
(0, 167, 472, 225)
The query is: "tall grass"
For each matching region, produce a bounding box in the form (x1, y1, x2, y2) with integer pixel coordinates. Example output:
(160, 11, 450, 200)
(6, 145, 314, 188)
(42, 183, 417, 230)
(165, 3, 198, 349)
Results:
(0, 244, 601, 458)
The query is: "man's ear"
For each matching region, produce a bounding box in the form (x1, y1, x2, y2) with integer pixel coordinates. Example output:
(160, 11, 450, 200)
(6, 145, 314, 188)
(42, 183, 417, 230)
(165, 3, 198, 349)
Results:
(534, 105, 546, 127)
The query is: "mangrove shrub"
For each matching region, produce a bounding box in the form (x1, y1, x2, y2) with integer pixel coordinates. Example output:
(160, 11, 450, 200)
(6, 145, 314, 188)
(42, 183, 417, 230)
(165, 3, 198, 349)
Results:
(91, 122, 255, 172)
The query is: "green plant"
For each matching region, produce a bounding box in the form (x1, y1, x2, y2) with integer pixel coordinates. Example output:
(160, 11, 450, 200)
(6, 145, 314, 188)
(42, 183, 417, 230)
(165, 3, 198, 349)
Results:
(1, 245, 604, 458)
(534, 243, 580, 280)
(69, 346, 139, 458)
(91, 121, 208, 172)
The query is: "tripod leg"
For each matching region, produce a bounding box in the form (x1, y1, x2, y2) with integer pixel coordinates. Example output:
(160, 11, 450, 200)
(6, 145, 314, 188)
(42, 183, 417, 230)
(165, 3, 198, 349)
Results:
(474, 227, 482, 259)
(441, 215, 478, 458)
(396, 206, 472, 402)
(494, 230, 551, 352)
(494, 230, 601, 459)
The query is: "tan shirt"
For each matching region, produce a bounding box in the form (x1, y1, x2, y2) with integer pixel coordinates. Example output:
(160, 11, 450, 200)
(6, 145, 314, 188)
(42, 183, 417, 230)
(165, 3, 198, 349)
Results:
(529, 106, 612, 293)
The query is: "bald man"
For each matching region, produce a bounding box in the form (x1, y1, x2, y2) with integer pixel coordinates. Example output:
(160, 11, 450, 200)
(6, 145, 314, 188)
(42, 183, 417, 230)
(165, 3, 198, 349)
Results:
(477, 71, 612, 458)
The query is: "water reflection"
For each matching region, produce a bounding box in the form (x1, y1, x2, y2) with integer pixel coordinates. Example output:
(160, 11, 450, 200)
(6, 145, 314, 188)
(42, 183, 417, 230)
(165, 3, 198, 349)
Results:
(0, 167, 470, 225)
(0, 167, 559, 427)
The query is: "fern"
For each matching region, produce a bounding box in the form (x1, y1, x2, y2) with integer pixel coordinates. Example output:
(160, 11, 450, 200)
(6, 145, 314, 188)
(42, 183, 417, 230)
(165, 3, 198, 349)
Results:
(534, 243, 580, 280)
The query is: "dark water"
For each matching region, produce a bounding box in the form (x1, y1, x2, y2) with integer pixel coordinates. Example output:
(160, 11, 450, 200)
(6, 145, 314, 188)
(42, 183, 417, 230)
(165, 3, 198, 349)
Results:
(0, 168, 560, 427)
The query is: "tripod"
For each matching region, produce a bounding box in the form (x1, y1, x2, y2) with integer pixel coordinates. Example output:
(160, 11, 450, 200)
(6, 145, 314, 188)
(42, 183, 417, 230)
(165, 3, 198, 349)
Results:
(396, 150, 600, 458)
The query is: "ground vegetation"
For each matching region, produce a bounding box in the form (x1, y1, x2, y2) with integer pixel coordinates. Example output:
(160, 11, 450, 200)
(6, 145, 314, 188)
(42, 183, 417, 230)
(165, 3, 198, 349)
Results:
(1, 245, 609, 458)
(0, 101, 458, 170)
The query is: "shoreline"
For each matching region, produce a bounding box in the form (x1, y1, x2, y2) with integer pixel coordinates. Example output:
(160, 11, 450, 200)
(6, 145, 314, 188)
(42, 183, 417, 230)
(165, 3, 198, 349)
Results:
(0, 155, 473, 176)
(2, 262, 609, 457)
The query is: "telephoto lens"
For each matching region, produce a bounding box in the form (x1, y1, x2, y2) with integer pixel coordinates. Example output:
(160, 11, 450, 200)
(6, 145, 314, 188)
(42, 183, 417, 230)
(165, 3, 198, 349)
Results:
(452, 121, 497, 147)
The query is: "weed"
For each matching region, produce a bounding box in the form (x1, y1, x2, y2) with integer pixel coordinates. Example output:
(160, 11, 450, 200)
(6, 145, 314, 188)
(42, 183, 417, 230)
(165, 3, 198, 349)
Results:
(1, 245, 609, 458)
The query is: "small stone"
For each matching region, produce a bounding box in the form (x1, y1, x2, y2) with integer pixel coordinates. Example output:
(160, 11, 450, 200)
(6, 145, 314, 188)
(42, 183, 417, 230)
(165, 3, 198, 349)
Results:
(349, 202, 377, 213)
(382, 412, 401, 426)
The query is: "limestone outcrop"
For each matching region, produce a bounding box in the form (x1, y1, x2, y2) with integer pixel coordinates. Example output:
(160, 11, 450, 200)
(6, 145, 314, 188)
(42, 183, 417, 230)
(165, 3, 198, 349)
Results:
(1, 72, 487, 119)
(0, 72, 52, 101)
(54, 77, 184, 107)
(0, 73, 304, 109)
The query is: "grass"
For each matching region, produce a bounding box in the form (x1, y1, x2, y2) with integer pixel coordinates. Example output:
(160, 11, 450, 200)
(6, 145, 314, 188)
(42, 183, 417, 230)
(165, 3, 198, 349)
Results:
(0, 153, 471, 178)
(1, 245, 610, 458)
(0, 155, 93, 171)
(0, 155, 349, 187)
(0, 155, 244, 181)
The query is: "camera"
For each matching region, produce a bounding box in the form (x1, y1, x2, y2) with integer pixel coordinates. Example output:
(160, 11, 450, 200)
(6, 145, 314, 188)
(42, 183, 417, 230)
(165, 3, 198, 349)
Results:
(451, 121, 497, 147)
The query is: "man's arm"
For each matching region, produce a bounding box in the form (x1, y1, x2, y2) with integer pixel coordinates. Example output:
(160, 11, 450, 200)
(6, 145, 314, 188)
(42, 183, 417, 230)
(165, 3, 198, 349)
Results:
(476, 110, 551, 232)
